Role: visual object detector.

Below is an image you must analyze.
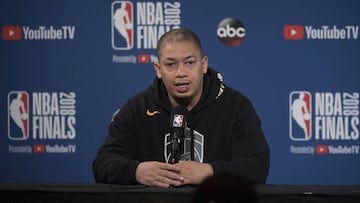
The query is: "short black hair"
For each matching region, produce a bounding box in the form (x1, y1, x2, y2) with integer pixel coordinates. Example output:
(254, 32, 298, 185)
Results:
(156, 28, 203, 59)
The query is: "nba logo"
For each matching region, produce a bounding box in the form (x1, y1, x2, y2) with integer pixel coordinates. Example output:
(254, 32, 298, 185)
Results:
(8, 91, 29, 140)
(111, 1, 134, 50)
(173, 114, 183, 127)
(289, 91, 312, 141)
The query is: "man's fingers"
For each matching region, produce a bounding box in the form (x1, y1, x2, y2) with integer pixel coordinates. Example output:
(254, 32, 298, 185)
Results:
(136, 161, 185, 187)
(152, 180, 170, 188)
(156, 163, 184, 186)
(159, 163, 181, 172)
(160, 169, 184, 182)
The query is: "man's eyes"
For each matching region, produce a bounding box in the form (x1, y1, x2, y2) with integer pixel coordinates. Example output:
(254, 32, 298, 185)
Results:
(164, 60, 195, 67)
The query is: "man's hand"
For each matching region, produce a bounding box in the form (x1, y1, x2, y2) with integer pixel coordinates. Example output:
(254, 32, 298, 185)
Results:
(135, 161, 184, 188)
(174, 161, 214, 185)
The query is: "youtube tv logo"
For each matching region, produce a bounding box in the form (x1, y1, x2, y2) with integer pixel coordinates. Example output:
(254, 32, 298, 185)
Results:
(137, 54, 150, 63)
(284, 25, 304, 40)
(33, 144, 45, 154)
(2, 26, 22, 40)
(316, 145, 329, 155)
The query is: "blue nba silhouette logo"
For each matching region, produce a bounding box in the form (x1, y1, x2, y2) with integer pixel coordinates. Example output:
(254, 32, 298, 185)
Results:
(8, 91, 29, 140)
(111, 1, 134, 50)
(289, 91, 312, 141)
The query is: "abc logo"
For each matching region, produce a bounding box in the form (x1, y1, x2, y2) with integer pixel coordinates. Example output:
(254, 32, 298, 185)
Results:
(217, 18, 246, 47)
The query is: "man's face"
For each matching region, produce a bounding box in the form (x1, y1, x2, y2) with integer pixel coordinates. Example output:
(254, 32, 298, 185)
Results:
(154, 41, 208, 107)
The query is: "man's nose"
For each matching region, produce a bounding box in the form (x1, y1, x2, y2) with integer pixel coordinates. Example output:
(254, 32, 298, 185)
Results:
(175, 64, 187, 77)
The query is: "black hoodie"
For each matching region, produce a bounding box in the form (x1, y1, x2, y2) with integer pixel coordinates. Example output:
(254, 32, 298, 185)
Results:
(92, 68, 270, 185)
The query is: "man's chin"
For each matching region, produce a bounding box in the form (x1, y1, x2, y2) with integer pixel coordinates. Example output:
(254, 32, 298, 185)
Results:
(174, 95, 191, 105)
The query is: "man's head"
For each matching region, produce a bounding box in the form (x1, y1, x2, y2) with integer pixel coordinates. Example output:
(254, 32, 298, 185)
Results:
(154, 28, 208, 110)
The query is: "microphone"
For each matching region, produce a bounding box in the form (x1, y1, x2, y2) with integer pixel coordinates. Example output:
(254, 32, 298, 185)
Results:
(169, 105, 189, 164)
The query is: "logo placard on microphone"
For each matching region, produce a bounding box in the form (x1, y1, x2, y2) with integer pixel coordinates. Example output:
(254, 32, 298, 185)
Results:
(173, 114, 184, 127)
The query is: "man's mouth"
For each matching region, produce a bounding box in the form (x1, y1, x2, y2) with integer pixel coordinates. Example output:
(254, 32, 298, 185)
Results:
(175, 82, 190, 93)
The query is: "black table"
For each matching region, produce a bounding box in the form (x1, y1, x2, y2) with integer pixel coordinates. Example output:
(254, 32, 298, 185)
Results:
(1, 183, 360, 203)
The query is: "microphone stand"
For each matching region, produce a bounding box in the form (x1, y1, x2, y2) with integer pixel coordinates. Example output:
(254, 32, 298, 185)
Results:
(170, 130, 181, 164)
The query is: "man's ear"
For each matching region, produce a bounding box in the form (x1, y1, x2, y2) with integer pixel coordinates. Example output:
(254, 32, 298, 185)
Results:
(202, 56, 209, 74)
(154, 62, 162, 79)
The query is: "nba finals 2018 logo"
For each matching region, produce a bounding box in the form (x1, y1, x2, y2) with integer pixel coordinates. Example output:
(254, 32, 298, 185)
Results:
(111, 1, 181, 64)
(7, 91, 77, 154)
(289, 91, 360, 155)
(111, 1, 181, 50)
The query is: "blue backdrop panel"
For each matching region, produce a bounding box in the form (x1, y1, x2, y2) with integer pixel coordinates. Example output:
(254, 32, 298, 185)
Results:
(1, 0, 359, 185)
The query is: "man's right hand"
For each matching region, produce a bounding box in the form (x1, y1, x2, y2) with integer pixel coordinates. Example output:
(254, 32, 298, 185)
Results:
(135, 161, 185, 188)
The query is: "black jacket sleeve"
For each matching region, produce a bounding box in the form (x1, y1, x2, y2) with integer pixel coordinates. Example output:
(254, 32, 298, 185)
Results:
(209, 95, 270, 184)
(92, 104, 140, 185)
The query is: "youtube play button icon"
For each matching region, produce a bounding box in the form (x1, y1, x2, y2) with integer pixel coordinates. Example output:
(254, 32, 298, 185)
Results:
(2, 26, 22, 40)
(284, 25, 304, 40)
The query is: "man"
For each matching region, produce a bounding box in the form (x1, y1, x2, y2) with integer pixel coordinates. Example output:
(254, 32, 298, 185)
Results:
(92, 28, 270, 188)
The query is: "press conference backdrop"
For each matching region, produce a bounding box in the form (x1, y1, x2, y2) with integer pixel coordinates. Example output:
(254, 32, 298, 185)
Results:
(1, 0, 359, 185)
